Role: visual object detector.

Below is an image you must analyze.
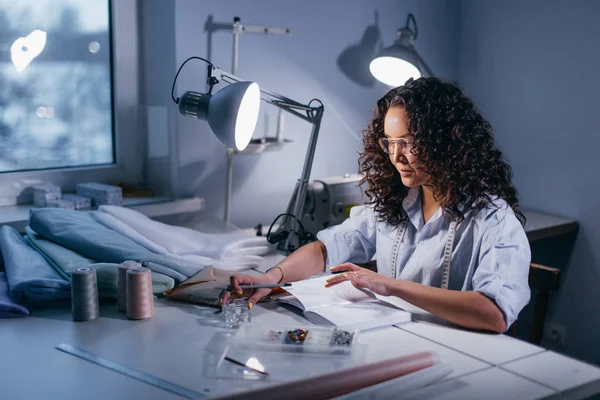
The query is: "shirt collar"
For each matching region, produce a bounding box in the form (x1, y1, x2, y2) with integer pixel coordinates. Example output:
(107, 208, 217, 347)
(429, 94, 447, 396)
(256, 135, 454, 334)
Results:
(402, 187, 448, 230)
(402, 187, 424, 229)
(402, 187, 421, 212)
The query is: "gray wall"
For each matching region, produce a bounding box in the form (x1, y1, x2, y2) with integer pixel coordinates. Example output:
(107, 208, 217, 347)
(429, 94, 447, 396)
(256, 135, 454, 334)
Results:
(457, 0, 600, 364)
(171, 0, 460, 229)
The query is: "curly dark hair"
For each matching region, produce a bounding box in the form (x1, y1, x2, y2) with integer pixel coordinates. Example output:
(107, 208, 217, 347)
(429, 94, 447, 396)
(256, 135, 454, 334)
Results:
(358, 77, 524, 226)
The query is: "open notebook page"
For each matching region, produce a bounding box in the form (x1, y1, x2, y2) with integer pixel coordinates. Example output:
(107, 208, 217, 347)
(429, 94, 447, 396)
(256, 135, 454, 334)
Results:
(310, 301, 412, 329)
(280, 275, 412, 329)
(282, 275, 376, 311)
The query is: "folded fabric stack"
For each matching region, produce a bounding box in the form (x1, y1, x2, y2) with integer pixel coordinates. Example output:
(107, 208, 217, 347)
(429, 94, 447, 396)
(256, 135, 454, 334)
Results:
(25, 228, 174, 299)
(0, 272, 29, 318)
(95, 205, 276, 271)
(0, 205, 277, 318)
(0, 226, 71, 305)
(29, 208, 206, 283)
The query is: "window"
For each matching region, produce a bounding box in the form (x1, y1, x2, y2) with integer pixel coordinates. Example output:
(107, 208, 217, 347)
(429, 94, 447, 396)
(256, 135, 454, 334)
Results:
(0, 0, 143, 206)
(0, 0, 113, 172)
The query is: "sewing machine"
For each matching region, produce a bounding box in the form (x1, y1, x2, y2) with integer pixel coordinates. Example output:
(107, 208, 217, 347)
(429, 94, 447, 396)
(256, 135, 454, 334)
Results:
(300, 173, 366, 236)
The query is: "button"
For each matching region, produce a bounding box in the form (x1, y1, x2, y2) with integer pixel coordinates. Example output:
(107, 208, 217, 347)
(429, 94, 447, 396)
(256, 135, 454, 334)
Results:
(418, 240, 424, 245)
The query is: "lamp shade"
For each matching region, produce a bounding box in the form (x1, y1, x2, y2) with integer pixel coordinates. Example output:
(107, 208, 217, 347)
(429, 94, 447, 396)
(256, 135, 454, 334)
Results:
(369, 44, 422, 87)
(178, 81, 260, 151)
(208, 81, 260, 151)
(370, 15, 432, 87)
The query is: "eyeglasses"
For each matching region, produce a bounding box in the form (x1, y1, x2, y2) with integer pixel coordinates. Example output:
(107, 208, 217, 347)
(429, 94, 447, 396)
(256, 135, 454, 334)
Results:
(378, 137, 414, 155)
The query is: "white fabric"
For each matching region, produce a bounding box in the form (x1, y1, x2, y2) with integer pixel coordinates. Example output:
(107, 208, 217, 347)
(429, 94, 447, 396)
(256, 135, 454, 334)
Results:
(93, 206, 274, 272)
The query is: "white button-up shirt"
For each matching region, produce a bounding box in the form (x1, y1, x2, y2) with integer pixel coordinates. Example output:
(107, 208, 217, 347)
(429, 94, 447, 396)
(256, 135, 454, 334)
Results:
(316, 187, 531, 330)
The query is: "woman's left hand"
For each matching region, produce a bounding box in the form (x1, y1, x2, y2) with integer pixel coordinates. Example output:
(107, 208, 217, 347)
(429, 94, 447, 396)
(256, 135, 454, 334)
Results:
(325, 263, 397, 297)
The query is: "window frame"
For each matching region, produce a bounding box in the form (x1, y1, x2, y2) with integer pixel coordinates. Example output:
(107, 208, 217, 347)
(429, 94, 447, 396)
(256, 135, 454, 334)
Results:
(0, 0, 143, 206)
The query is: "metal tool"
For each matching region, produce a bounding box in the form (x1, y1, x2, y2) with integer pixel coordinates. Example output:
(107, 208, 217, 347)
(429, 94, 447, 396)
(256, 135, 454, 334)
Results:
(224, 356, 269, 376)
(55, 343, 206, 399)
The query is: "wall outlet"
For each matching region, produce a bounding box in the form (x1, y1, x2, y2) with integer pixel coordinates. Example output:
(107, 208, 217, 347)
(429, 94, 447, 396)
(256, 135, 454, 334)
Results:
(544, 323, 567, 348)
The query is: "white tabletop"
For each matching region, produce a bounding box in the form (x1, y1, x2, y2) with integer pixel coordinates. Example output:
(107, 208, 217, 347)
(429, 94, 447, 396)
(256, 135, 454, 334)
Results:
(2, 297, 600, 399)
(0, 305, 183, 400)
(402, 367, 555, 400)
(398, 319, 545, 365)
(501, 351, 600, 393)
(358, 326, 488, 380)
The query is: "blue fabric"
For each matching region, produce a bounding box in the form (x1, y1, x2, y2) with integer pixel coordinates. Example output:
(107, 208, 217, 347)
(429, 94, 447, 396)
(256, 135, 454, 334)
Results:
(0, 226, 71, 304)
(25, 227, 174, 297)
(29, 208, 207, 284)
(316, 187, 531, 330)
(0, 272, 29, 318)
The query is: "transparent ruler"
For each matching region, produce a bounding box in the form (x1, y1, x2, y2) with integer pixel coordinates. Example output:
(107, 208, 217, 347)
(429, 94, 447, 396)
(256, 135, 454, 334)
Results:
(56, 343, 206, 399)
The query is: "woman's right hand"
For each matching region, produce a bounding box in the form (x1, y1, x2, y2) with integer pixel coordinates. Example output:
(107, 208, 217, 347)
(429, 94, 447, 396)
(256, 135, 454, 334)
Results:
(220, 269, 282, 309)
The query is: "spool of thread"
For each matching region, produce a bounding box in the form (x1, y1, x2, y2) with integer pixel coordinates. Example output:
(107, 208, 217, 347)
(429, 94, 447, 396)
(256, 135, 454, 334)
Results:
(118, 260, 140, 312)
(126, 266, 154, 320)
(71, 267, 100, 322)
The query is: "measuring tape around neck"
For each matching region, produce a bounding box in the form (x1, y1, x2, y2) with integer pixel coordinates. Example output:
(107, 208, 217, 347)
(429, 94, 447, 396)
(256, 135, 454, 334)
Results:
(389, 218, 457, 290)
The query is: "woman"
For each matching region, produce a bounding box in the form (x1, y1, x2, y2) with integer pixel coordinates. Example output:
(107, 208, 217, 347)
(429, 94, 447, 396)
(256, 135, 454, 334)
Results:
(222, 77, 531, 333)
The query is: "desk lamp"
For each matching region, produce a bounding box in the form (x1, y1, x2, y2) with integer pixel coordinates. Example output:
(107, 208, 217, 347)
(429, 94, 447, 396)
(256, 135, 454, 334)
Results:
(369, 13, 433, 86)
(172, 57, 324, 253)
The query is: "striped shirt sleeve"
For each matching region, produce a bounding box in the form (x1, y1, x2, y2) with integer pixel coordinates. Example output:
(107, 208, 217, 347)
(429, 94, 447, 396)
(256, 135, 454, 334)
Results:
(472, 206, 532, 331)
(316, 205, 377, 269)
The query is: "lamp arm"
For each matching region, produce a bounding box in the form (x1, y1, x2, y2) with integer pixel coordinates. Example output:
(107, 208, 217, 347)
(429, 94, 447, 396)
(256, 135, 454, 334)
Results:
(265, 99, 325, 253)
(273, 104, 324, 253)
(210, 66, 310, 113)
(207, 64, 325, 253)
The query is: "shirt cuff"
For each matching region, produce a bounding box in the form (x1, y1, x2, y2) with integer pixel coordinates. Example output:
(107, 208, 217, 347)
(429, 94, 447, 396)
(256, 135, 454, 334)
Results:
(475, 276, 519, 332)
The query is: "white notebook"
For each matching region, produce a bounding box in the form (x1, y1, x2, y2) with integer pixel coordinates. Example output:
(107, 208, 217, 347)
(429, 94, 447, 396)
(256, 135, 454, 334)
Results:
(279, 275, 412, 331)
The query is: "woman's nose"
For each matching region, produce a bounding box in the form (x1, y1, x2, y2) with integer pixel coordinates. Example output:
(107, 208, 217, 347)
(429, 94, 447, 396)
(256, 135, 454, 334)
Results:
(390, 148, 408, 164)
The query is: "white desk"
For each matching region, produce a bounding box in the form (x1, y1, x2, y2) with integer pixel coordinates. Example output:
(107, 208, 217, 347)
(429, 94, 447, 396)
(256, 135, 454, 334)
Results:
(402, 367, 555, 400)
(2, 298, 600, 400)
(398, 319, 544, 365)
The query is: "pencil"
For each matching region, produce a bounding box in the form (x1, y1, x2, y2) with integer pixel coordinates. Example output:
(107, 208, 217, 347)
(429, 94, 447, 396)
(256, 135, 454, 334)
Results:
(217, 283, 292, 290)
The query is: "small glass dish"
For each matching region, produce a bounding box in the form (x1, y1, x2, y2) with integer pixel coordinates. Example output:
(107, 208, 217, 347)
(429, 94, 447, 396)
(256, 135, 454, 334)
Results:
(223, 298, 251, 328)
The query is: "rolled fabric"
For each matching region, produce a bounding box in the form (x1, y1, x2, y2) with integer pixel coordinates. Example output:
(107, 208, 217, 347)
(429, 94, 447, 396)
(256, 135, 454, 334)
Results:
(336, 363, 453, 400)
(212, 351, 438, 400)
(0, 272, 29, 318)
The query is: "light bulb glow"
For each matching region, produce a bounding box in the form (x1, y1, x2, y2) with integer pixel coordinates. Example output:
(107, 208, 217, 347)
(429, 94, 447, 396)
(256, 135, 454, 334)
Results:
(234, 82, 260, 151)
(369, 56, 421, 87)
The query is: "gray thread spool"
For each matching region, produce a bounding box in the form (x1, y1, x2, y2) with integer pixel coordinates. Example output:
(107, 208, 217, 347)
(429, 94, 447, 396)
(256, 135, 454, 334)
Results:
(71, 267, 100, 322)
(118, 261, 140, 312)
(126, 266, 154, 320)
